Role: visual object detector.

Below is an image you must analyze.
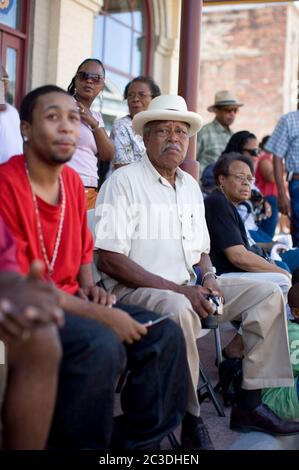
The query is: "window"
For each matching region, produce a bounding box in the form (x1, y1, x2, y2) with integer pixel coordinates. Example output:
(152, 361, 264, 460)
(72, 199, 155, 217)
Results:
(0, 0, 21, 29)
(0, 0, 31, 108)
(94, 0, 152, 94)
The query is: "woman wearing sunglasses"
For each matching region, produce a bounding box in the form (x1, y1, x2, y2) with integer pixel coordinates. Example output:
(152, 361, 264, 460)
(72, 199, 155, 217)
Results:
(223, 130, 260, 167)
(67, 58, 114, 209)
(111, 76, 161, 170)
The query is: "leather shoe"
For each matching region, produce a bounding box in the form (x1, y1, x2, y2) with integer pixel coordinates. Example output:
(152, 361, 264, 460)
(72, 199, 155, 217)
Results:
(230, 403, 299, 436)
(181, 414, 214, 450)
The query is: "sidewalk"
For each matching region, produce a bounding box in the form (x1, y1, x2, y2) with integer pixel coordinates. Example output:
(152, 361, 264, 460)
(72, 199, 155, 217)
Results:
(161, 323, 299, 450)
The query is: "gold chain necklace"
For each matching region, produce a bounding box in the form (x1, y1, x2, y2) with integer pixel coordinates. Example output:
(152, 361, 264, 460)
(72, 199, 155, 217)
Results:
(25, 163, 66, 277)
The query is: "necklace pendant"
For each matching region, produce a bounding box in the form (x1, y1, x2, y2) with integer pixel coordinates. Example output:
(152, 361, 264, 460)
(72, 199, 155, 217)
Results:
(25, 162, 66, 279)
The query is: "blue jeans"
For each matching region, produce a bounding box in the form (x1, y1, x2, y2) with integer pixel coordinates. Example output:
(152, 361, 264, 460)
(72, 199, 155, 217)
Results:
(249, 228, 273, 243)
(48, 302, 188, 450)
(289, 180, 299, 247)
(258, 195, 278, 239)
(280, 249, 299, 274)
(249, 228, 299, 273)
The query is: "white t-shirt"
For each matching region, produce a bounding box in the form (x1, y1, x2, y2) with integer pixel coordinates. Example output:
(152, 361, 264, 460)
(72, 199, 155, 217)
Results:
(0, 103, 23, 164)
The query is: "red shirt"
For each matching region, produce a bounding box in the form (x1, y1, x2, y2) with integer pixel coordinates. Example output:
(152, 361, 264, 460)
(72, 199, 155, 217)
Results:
(255, 151, 278, 198)
(0, 216, 19, 273)
(0, 155, 93, 294)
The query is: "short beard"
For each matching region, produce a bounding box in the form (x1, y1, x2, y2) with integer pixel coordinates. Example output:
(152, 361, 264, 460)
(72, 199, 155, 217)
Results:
(49, 153, 74, 165)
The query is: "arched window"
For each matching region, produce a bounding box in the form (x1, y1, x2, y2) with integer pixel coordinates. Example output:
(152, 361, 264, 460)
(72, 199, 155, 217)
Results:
(94, 0, 153, 95)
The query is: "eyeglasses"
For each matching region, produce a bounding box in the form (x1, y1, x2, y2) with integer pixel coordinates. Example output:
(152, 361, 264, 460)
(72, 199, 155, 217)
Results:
(76, 71, 104, 84)
(127, 92, 152, 100)
(243, 148, 259, 157)
(221, 107, 239, 114)
(154, 127, 189, 140)
(227, 173, 255, 185)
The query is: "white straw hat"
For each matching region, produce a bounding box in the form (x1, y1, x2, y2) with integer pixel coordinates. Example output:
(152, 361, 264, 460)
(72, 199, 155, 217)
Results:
(132, 94, 203, 137)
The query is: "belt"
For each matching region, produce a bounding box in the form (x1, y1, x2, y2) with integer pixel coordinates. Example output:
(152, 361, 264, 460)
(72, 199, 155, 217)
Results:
(291, 174, 299, 180)
(84, 186, 98, 190)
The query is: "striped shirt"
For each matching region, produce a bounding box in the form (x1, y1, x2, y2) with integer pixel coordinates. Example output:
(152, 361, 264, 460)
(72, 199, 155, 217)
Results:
(265, 111, 299, 172)
(196, 118, 233, 171)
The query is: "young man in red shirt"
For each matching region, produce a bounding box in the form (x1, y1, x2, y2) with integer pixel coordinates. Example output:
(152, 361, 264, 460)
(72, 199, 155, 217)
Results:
(0, 85, 188, 450)
(0, 216, 63, 449)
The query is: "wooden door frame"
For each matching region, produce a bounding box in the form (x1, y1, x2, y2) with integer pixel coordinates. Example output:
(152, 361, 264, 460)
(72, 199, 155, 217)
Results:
(0, 0, 32, 108)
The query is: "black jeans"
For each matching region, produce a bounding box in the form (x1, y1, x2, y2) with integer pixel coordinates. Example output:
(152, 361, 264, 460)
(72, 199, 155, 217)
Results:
(48, 302, 188, 450)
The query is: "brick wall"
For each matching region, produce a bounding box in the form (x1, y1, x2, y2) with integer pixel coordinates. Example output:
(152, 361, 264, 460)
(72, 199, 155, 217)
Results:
(199, 4, 299, 140)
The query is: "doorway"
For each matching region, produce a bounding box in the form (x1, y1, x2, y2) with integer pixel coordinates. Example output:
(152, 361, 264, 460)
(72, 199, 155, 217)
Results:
(0, 0, 31, 109)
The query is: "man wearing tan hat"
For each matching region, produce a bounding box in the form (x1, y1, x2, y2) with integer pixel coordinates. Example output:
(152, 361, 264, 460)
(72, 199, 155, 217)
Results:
(95, 94, 299, 450)
(197, 90, 243, 170)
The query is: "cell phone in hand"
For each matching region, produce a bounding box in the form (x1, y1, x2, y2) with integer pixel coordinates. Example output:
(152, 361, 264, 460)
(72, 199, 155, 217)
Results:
(144, 312, 174, 328)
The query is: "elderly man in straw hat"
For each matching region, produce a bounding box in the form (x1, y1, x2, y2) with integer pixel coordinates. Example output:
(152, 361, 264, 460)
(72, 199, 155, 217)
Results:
(94, 95, 299, 450)
(196, 90, 243, 171)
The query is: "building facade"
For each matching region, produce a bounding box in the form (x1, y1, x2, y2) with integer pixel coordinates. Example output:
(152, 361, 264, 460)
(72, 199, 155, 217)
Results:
(0, 0, 298, 138)
(199, 2, 299, 139)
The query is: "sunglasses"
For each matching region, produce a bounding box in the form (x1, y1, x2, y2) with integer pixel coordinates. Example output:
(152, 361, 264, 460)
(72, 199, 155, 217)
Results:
(227, 173, 255, 185)
(243, 148, 259, 157)
(221, 107, 239, 114)
(76, 71, 104, 84)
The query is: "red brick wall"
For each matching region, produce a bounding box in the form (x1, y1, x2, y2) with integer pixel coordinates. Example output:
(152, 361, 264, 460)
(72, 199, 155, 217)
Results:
(198, 5, 289, 141)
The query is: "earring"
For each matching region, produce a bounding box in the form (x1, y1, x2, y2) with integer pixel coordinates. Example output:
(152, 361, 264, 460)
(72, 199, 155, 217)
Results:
(23, 136, 28, 143)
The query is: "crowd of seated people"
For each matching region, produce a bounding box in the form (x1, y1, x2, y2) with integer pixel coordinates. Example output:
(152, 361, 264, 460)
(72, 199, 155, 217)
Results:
(1, 61, 299, 451)
(223, 132, 299, 274)
(0, 85, 188, 451)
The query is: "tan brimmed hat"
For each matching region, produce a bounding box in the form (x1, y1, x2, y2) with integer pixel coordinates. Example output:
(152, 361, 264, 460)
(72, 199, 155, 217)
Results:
(207, 90, 243, 112)
(132, 94, 203, 137)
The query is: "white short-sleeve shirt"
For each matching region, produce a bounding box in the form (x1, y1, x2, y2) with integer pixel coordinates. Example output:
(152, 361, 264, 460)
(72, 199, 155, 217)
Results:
(0, 104, 23, 164)
(94, 153, 210, 291)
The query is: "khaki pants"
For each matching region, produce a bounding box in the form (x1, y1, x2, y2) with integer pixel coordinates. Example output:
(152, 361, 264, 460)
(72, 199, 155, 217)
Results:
(112, 277, 293, 416)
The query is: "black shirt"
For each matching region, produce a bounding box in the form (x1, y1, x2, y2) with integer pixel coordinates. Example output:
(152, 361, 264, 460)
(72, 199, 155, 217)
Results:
(204, 189, 250, 275)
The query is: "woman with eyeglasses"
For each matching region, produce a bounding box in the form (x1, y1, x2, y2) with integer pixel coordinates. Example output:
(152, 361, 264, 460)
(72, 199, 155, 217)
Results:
(111, 76, 161, 170)
(223, 130, 276, 238)
(67, 58, 114, 209)
(204, 152, 291, 358)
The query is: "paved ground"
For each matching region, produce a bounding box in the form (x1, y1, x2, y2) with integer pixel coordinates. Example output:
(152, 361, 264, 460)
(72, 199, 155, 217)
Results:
(161, 323, 299, 450)
(116, 322, 299, 450)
